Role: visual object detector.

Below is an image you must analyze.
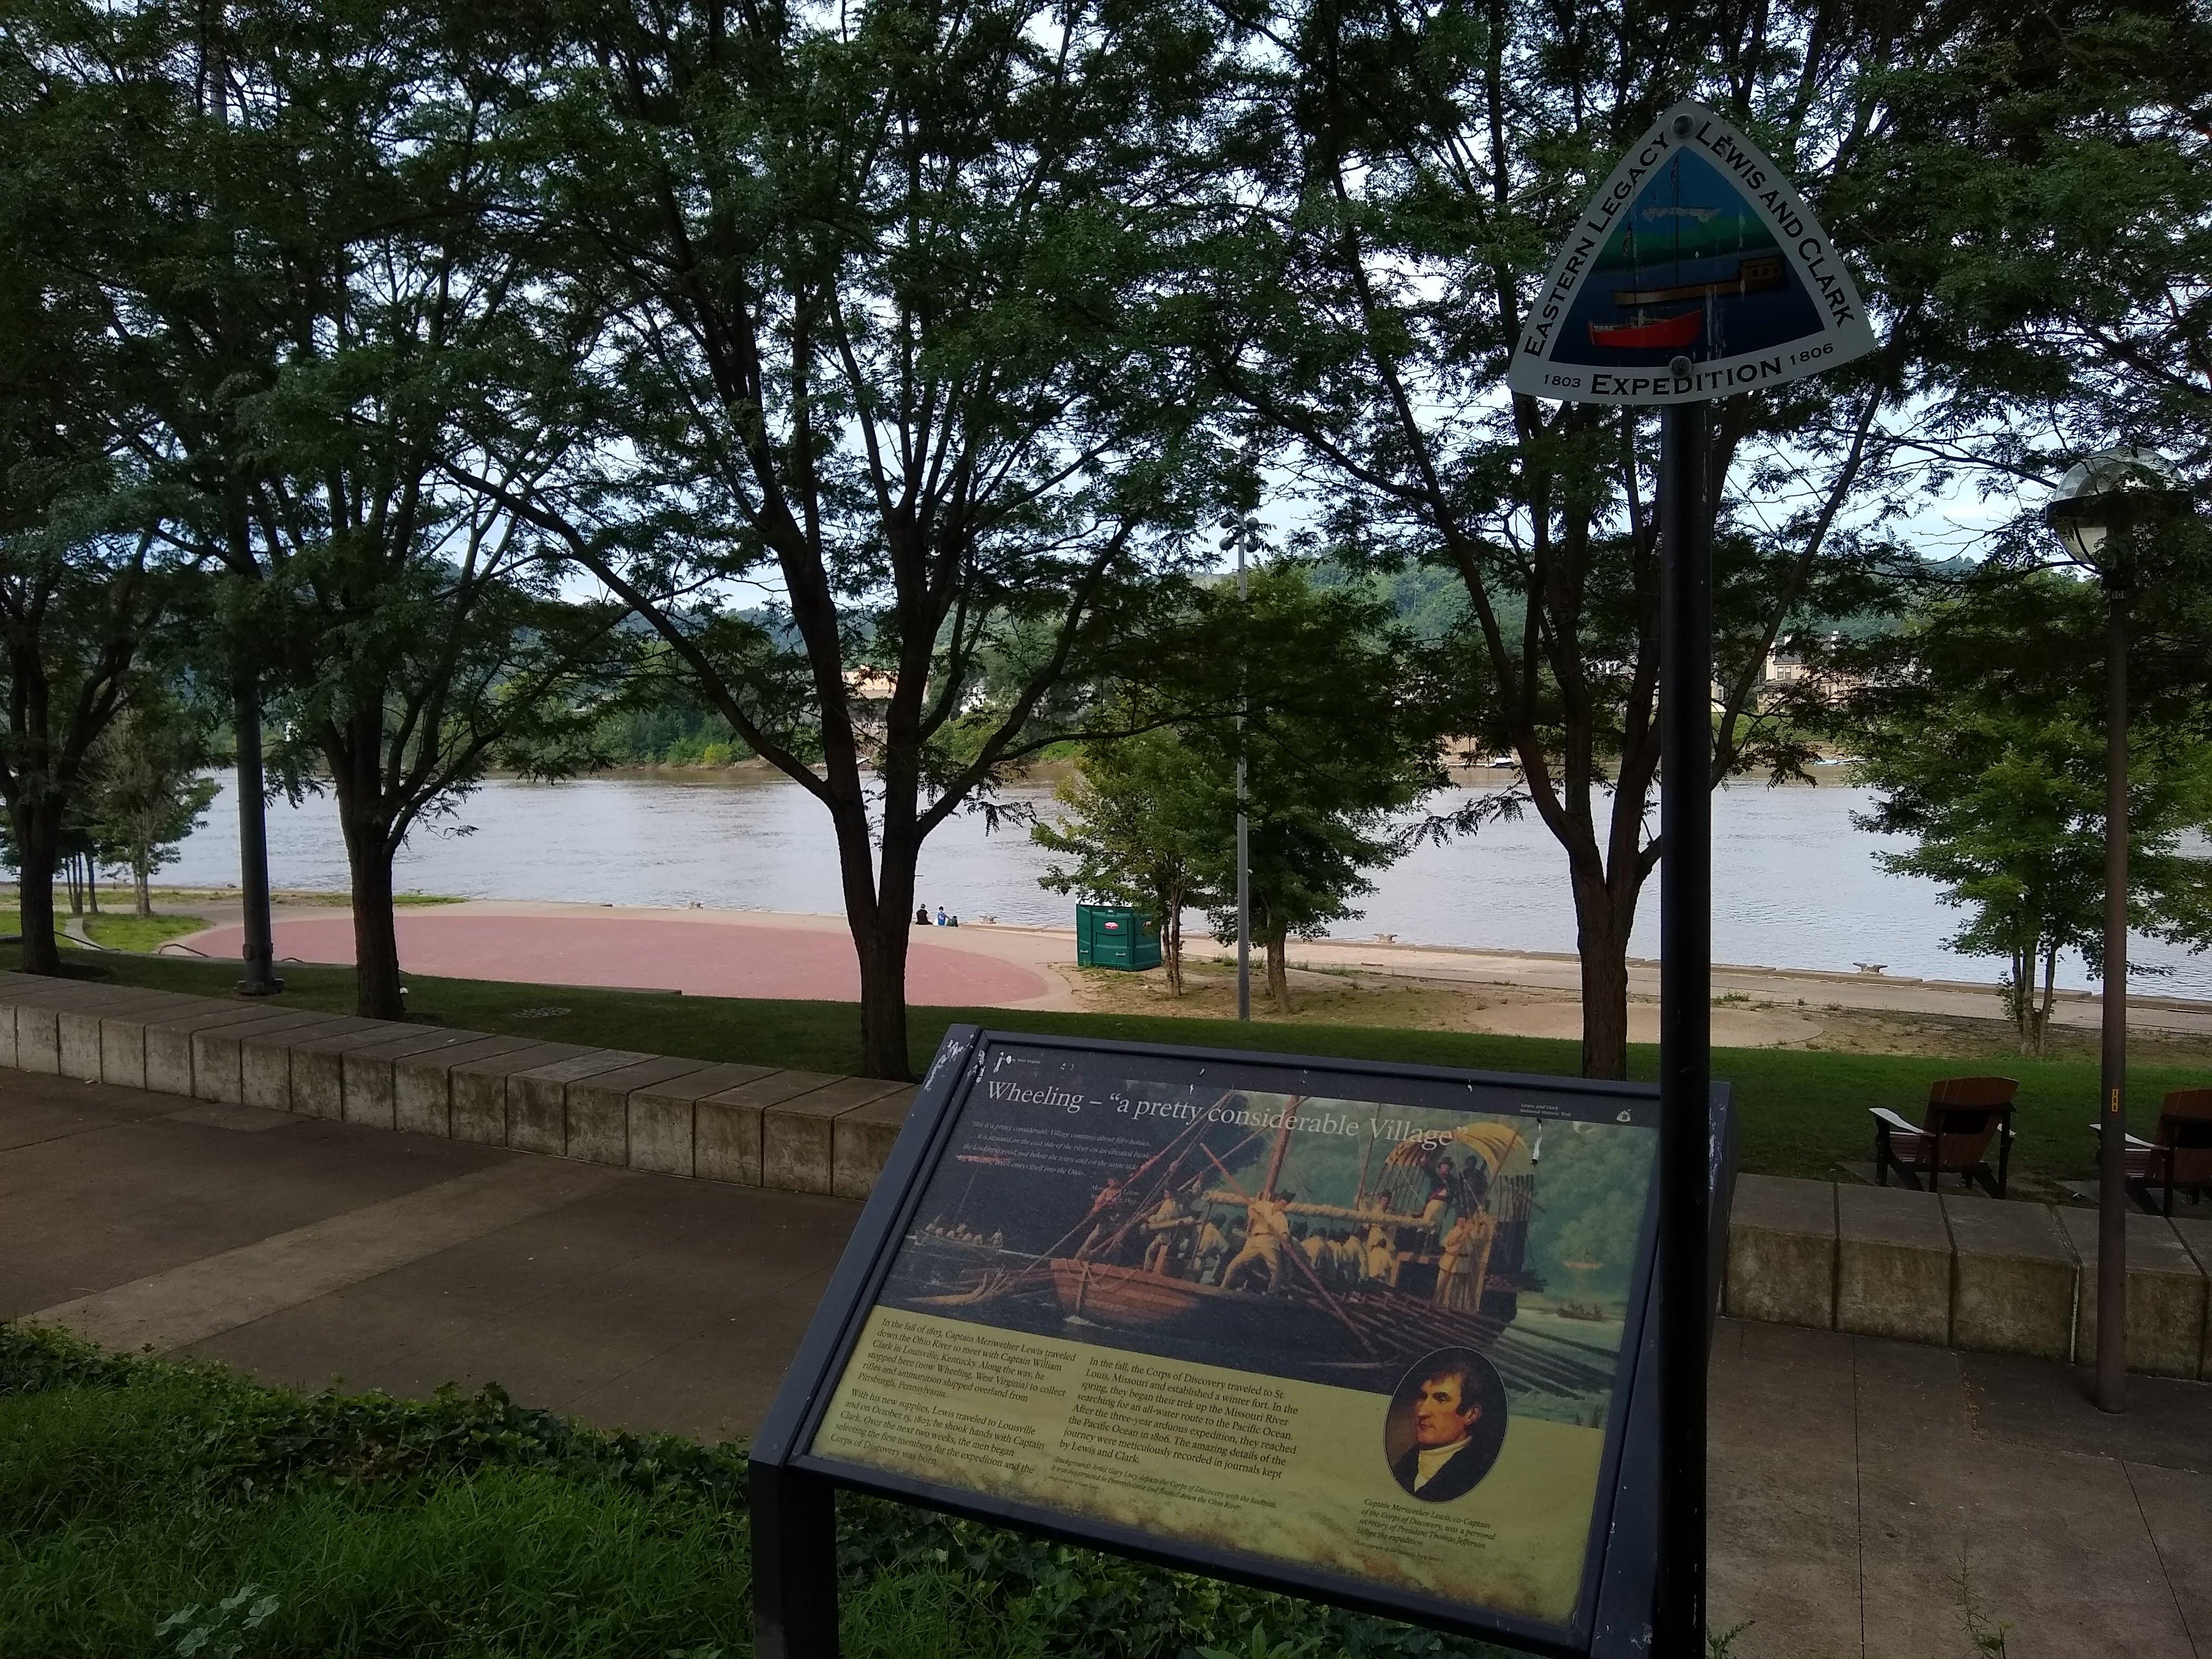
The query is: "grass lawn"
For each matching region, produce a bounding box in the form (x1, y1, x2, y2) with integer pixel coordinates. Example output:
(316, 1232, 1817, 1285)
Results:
(79, 913, 207, 953)
(0, 1325, 1502, 1659)
(6, 943, 2198, 1190)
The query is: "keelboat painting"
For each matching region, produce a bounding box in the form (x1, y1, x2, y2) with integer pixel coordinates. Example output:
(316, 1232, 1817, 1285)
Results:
(876, 1079, 1655, 1421)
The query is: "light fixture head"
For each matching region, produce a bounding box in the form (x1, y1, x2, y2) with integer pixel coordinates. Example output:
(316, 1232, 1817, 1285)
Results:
(2042, 446, 2183, 564)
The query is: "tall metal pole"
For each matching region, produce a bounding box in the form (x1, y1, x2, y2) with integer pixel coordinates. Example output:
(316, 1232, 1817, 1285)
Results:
(2096, 583, 2129, 1411)
(1236, 527, 1251, 1023)
(1655, 398, 1711, 1657)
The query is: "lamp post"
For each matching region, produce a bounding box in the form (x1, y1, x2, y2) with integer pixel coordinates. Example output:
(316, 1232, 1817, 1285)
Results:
(2043, 445, 2184, 1414)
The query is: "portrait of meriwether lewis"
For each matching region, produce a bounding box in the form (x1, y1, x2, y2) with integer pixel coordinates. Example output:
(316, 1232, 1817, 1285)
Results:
(1385, 1348, 1509, 1502)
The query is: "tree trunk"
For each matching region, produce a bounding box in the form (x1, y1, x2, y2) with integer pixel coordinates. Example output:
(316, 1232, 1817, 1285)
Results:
(135, 866, 152, 919)
(331, 766, 405, 1020)
(1572, 881, 1636, 1081)
(85, 860, 98, 916)
(1266, 931, 1291, 1013)
(1163, 886, 1184, 996)
(347, 841, 405, 1021)
(15, 806, 63, 975)
(853, 820, 917, 1082)
(65, 855, 83, 916)
(2038, 943, 2059, 1056)
(233, 672, 282, 994)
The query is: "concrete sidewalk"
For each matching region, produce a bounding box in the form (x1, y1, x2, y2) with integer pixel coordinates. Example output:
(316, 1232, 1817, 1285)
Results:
(3, 1067, 2206, 1658)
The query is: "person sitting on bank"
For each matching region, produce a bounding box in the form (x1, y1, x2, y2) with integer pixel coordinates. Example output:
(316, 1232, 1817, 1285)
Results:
(935, 906, 947, 925)
(915, 905, 930, 925)
(1392, 1357, 1499, 1502)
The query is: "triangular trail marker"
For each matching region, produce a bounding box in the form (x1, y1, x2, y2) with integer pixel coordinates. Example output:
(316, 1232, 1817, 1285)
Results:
(1507, 101, 1877, 406)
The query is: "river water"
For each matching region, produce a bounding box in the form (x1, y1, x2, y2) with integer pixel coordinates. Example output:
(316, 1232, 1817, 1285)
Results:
(160, 772, 2212, 996)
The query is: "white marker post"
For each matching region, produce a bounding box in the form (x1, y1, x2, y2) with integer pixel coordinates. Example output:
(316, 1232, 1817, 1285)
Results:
(1508, 100, 1876, 1657)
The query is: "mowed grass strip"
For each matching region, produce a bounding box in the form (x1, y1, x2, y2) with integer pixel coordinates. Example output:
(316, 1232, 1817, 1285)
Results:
(0, 1327, 1502, 1659)
(7, 943, 2199, 1186)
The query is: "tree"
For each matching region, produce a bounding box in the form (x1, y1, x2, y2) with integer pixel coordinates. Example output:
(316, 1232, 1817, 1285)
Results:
(1034, 723, 1221, 995)
(77, 0, 631, 1020)
(0, 58, 181, 972)
(1857, 702, 2212, 1054)
(1185, 561, 1462, 1013)
(84, 688, 219, 918)
(1849, 572, 2212, 1053)
(8, 0, 323, 991)
(1187, 0, 1949, 1075)
(0, 525, 180, 972)
(478, 0, 1226, 1077)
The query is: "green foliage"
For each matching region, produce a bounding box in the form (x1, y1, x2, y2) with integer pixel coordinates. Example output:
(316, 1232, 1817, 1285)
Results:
(81, 687, 219, 911)
(0, 1326, 1509, 1659)
(1189, 562, 1472, 1010)
(1849, 573, 2212, 1052)
(1034, 722, 1219, 993)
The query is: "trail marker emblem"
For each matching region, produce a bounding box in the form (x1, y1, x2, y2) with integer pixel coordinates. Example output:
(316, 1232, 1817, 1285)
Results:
(1507, 101, 1876, 405)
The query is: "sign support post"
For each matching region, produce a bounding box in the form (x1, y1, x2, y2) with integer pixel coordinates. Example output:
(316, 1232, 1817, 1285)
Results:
(1655, 396, 1710, 1657)
(750, 1460, 840, 1659)
(1507, 98, 1876, 1655)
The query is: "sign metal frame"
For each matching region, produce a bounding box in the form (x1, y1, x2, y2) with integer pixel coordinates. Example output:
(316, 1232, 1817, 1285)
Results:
(750, 1028, 1735, 1659)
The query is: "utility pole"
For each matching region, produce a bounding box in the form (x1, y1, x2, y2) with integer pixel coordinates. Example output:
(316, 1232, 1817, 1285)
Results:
(1220, 477, 1260, 1021)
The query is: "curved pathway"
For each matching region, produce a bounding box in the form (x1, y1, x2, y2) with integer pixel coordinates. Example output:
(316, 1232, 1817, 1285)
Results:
(185, 906, 1061, 1008)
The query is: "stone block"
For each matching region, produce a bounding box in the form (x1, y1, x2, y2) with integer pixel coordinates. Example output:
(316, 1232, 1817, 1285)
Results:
(341, 1029, 497, 1129)
(2060, 1208, 2209, 1379)
(697, 1069, 843, 1190)
(288, 1024, 416, 1121)
(1942, 1196, 2079, 1362)
(12, 999, 65, 1074)
(1724, 1175, 1837, 1329)
(58, 992, 176, 1081)
(144, 1006, 276, 1096)
(449, 1042, 586, 1146)
(562, 1056, 716, 1170)
(759, 1075, 899, 1195)
(505, 1050, 655, 1156)
(832, 1085, 920, 1199)
(93, 993, 208, 1089)
(391, 1035, 530, 1137)
(239, 1017, 372, 1110)
(1, 981, 143, 1075)
(191, 1010, 328, 1104)
(631, 1063, 777, 1181)
(1836, 1183, 1953, 1346)
(2171, 1216, 2212, 1381)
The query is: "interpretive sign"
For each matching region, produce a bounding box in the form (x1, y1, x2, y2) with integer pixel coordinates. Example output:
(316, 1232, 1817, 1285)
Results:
(1506, 100, 1876, 406)
(752, 1028, 1733, 1658)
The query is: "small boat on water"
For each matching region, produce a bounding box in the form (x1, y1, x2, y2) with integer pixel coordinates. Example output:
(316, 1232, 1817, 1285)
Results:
(1588, 307, 1703, 350)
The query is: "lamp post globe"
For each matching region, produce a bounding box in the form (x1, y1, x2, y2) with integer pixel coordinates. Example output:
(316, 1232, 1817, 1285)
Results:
(2042, 446, 2183, 567)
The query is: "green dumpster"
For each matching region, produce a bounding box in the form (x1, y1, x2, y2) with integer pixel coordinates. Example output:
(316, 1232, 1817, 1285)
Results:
(1075, 904, 1162, 970)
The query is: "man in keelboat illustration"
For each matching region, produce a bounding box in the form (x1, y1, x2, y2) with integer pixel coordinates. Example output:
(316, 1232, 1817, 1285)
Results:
(1220, 1188, 1297, 1293)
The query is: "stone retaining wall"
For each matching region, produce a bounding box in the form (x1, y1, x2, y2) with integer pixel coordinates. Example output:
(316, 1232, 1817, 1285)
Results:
(9, 974, 2209, 1379)
(1727, 1173, 2212, 1380)
(0, 975, 915, 1202)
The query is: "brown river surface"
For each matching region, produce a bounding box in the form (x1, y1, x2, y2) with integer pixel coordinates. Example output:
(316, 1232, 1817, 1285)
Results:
(159, 771, 2212, 997)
